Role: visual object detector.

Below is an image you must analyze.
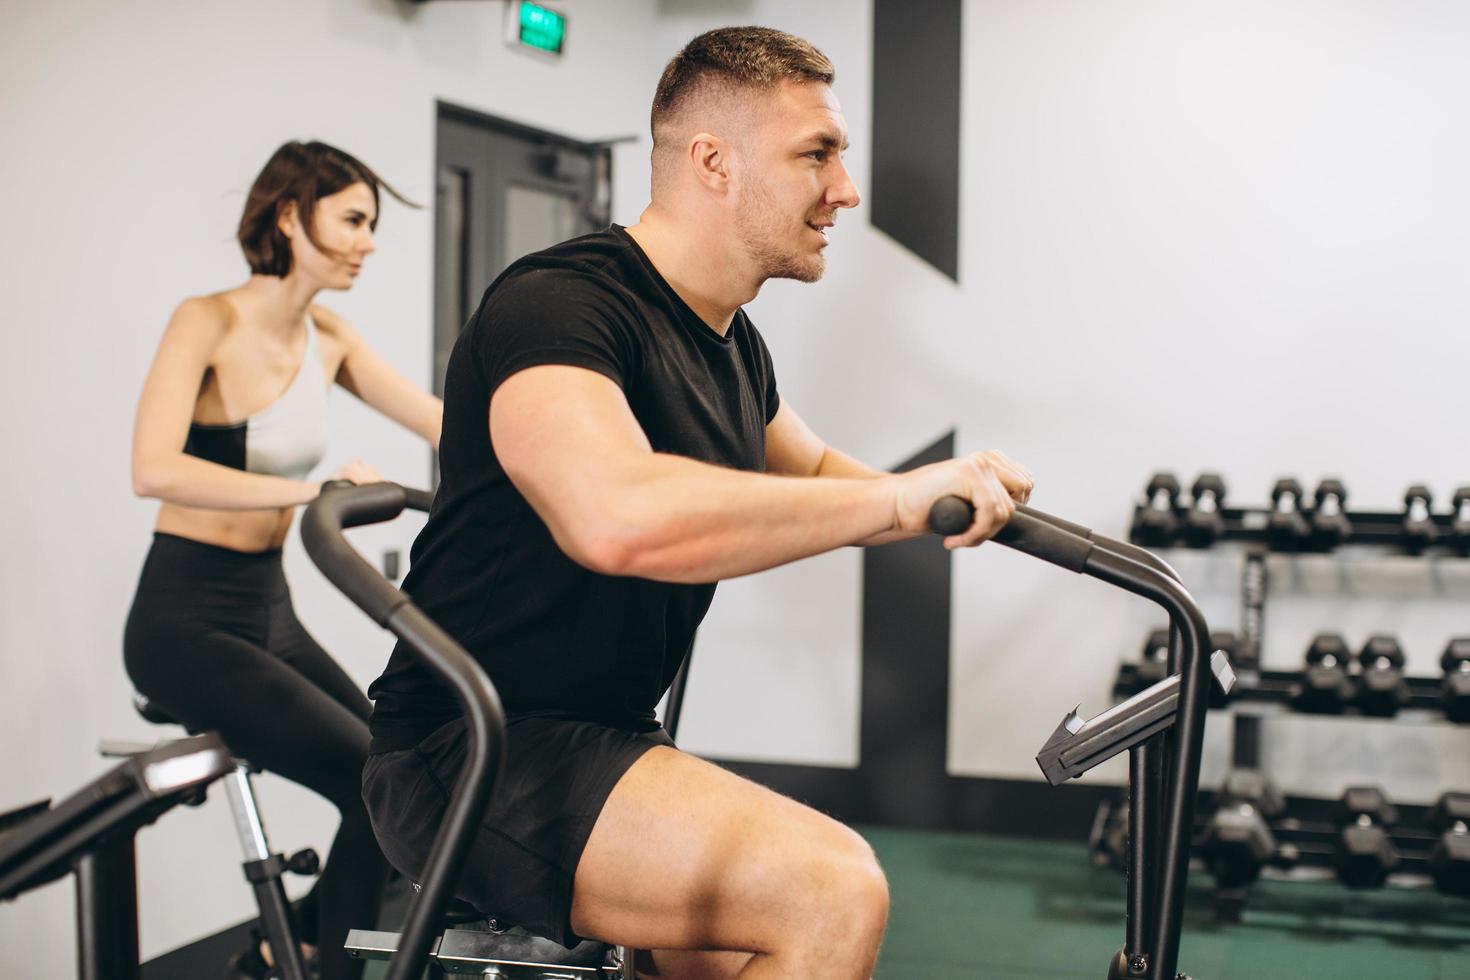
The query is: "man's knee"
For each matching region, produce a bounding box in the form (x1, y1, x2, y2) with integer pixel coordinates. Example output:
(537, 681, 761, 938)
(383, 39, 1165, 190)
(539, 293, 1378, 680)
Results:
(839, 833, 890, 929)
(799, 825, 890, 939)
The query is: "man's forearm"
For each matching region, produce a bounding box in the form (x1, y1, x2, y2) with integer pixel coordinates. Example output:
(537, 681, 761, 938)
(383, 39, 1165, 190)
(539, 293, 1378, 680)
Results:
(814, 447, 923, 547)
(582, 451, 902, 583)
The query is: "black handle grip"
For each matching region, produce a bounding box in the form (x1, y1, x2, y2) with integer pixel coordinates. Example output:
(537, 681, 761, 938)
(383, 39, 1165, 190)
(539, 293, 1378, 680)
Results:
(928, 495, 975, 535)
(402, 487, 434, 513)
(316, 481, 409, 530)
(301, 482, 413, 624)
(318, 480, 432, 514)
(929, 496, 1094, 574)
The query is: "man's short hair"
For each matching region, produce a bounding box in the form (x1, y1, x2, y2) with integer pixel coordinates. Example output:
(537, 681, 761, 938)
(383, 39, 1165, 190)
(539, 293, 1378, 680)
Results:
(651, 26, 835, 151)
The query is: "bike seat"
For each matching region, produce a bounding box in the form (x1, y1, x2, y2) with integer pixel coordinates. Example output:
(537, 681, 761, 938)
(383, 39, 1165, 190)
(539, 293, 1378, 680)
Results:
(409, 886, 610, 967)
(441, 925, 612, 968)
(132, 693, 181, 727)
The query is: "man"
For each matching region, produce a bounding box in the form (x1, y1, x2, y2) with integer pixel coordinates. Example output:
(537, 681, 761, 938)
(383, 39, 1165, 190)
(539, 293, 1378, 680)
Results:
(364, 26, 1032, 980)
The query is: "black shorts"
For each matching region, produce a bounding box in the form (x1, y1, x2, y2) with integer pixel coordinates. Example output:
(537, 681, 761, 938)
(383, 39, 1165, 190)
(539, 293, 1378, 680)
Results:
(362, 715, 672, 947)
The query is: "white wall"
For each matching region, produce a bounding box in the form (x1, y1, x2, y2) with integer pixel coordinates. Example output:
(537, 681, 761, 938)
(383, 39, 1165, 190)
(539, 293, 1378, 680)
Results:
(0, 1, 661, 974)
(7, 0, 1470, 975)
(669, 0, 1470, 805)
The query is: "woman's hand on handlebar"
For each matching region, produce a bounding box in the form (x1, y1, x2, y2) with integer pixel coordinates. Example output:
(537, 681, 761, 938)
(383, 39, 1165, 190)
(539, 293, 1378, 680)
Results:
(893, 450, 1035, 549)
(309, 459, 384, 499)
(329, 458, 383, 485)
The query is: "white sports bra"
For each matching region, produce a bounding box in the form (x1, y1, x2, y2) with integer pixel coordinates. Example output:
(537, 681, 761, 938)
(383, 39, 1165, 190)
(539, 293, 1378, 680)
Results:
(183, 318, 328, 481)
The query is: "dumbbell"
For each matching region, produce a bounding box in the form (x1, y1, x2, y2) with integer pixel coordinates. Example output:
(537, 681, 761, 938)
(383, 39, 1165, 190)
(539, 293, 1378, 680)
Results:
(1293, 633, 1355, 714)
(1200, 769, 1293, 890)
(1356, 635, 1409, 717)
(1452, 487, 1470, 552)
(1335, 786, 1401, 888)
(1428, 792, 1470, 897)
(1441, 638, 1470, 723)
(1136, 628, 1171, 685)
(1134, 472, 1181, 546)
(1135, 628, 1234, 690)
(1266, 478, 1311, 550)
(1182, 473, 1227, 548)
(1311, 478, 1351, 548)
(1088, 797, 1130, 870)
(1403, 485, 1437, 552)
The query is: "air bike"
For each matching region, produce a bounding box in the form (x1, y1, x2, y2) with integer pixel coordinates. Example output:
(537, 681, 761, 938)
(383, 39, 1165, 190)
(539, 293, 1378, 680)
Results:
(932, 496, 1234, 980)
(0, 735, 234, 979)
(301, 481, 634, 979)
(302, 484, 1233, 980)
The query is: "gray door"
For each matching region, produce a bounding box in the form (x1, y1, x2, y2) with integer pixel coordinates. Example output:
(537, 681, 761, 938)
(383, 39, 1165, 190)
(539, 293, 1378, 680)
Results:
(433, 103, 612, 397)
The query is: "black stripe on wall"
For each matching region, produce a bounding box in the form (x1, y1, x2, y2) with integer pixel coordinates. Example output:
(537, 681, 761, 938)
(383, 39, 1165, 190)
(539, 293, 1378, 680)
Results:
(870, 0, 963, 281)
(719, 431, 1109, 840)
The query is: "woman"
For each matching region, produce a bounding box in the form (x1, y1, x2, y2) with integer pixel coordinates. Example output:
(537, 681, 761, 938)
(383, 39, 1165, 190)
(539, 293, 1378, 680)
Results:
(125, 141, 441, 979)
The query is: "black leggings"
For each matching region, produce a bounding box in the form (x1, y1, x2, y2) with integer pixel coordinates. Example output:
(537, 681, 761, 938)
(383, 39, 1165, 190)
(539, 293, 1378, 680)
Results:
(124, 533, 387, 980)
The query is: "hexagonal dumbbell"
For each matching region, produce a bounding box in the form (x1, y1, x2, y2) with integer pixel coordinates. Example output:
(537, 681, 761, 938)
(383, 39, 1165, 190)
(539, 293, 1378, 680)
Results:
(1088, 796, 1130, 870)
(1311, 478, 1351, 549)
(1134, 472, 1181, 546)
(1441, 638, 1470, 724)
(1335, 786, 1400, 888)
(1201, 806, 1275, 890)
(1137, 628, 1171, 685)
(1220, 769, 1286, 819)
(1356, 635, 1408, 718)
(1266, 478, 1311, 550)
(1183, 473, 1227, 548)
(1293, 633, 1355, 714)
(1453, 487, 1470, 552)
(1201, 769, 1291, 891)
(1428, 792, 1470, 898)
(1402, 485, 1437, 553)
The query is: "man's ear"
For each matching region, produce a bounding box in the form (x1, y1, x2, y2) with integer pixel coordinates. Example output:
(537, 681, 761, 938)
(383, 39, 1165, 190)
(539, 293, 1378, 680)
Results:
(688, 133, 732, 195)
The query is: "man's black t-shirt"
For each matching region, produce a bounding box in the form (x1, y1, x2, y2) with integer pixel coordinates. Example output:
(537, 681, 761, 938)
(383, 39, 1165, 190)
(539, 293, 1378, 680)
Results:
(366, 226, 780, 754)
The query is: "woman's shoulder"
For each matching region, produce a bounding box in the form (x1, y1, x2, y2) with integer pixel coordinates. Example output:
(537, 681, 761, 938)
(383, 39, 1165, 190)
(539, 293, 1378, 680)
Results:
(306, 302, 357, 341)
(163, 291, 237, 347)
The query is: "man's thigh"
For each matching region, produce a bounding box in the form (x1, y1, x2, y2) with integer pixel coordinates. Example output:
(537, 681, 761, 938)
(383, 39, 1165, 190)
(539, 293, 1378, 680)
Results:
(634, 948, 752, 980)
(365, 717, 672, 947)
(570, 745, 883, 956)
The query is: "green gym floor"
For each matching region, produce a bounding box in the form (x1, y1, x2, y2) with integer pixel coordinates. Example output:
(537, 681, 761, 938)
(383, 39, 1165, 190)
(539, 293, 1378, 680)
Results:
(360, 826, 1470, 980)
(863, 827, 1470, 979)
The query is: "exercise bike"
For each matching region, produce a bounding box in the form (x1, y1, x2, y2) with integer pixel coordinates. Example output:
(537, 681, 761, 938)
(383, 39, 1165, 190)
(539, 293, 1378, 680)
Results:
(306, 484, 1226, 979)
(302, 482, 633, 979)
(98, 694, 320, 980)
(0, 734, 235, 979)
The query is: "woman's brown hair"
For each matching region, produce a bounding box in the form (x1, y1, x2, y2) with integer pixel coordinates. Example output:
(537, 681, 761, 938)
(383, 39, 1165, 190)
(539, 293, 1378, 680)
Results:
(237, 141, 416, 277)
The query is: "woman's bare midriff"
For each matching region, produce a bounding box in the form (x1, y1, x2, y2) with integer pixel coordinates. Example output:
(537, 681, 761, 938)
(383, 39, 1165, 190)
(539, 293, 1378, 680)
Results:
(155, 502, 297, 553)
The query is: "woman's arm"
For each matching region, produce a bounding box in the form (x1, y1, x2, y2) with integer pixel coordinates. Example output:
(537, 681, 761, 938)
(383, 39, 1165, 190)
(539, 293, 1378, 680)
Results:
(131, 298, 324, 509)
(317, 307, 443, 449)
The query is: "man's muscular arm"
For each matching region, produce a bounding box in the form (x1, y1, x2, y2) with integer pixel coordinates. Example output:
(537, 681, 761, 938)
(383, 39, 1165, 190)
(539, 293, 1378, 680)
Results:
(763, 399, 1033, 547)
(490, 365, 1025, 584)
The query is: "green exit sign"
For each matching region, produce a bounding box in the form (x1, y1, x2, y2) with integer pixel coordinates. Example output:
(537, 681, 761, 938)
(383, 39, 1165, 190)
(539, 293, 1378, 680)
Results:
(505, 2, 566, 56)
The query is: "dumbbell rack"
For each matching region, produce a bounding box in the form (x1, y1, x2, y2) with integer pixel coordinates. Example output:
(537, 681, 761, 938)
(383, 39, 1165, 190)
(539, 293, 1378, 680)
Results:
(1115, 660, 1464, 721)
(1089, 787, 1470, 920)
(1130, 496, 1470, 555)
(1111, 482, 1470, 918)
